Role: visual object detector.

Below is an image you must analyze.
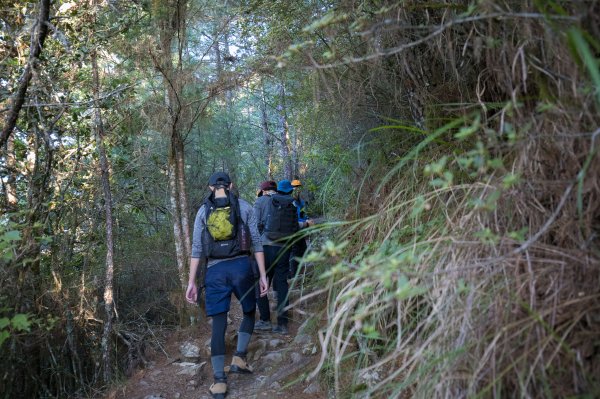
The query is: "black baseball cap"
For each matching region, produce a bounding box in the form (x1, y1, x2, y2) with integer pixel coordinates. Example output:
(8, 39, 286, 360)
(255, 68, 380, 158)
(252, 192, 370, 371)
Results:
(208, 172, 231, 187)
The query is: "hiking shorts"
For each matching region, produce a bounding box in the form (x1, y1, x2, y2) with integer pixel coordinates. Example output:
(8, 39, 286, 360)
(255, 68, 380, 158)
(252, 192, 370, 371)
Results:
(204, 256, 256, 317)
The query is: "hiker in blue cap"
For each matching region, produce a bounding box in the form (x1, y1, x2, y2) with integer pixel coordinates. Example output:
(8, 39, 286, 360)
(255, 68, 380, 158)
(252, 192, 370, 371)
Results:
(253, 179, 305, 334)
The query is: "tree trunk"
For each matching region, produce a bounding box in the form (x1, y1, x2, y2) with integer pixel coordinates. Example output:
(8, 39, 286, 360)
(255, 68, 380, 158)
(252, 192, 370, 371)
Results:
(158, 0, 191, 294)
(0, 0, 50, 149)
(171, 135, 190, 290)
(260, 84, 273, 179)
(176, 147, 192, 264)
(91, 40, 116, 384)
(3, 135, 18, 211)
(169, 156, 186, 289)
(277, 83, 293, 180)
(292, 125, 299, 178)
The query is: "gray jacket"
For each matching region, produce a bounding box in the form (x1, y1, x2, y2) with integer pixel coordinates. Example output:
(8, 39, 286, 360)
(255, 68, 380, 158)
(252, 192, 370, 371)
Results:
(191, 198, 263, 267)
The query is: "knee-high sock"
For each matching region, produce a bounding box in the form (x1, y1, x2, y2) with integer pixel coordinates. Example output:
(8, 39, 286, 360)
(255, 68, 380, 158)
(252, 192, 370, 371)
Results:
(236, 310, 255, 356)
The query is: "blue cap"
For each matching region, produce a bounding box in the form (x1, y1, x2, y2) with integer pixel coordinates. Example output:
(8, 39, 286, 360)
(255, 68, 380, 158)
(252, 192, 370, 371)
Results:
(277, 179, 294, 194)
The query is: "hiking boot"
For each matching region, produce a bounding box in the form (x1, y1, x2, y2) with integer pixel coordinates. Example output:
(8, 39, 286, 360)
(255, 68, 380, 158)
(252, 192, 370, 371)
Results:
(254, 320, 272, 331)
(209, 378, 227, 399)
(272, 324, 289, 335)
(229, 355, 253, 374)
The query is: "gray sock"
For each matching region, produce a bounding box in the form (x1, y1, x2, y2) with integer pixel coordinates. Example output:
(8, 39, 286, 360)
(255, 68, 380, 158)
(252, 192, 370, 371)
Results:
(236, 332, 251, 354)
(211, 355, 226, 379)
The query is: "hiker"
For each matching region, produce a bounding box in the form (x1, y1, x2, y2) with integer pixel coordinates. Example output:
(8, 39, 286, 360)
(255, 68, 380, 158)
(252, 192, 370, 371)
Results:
(290, 179, 311, 278)
(253, 179, 311, 334)
(256, 179, 276, 201)
(185, 172, 268, 399)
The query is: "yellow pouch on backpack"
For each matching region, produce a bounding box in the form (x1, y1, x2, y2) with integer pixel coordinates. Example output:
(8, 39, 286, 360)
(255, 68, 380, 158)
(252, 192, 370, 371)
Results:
(207, 207, 234, 241)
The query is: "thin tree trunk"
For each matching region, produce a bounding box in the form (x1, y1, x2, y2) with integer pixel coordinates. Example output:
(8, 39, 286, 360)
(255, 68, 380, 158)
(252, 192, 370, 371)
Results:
(174, 135, 191, 275)
(91, 38, 116, 384)
(0, 0, 50, 148)
(292, 125, 299, 178)
(277, 84, 293, 180)
(260, 84, 273, 179)
(169, 152, 187, 291)
(4, 135, 18, 210)
(214, 29, 222, 79)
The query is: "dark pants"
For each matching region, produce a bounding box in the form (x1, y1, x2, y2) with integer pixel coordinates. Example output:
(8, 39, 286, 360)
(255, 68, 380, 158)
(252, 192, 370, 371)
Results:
(257, 245, 291, 326)
(290, 237, 308, 276)
(204, 256, 256, 316)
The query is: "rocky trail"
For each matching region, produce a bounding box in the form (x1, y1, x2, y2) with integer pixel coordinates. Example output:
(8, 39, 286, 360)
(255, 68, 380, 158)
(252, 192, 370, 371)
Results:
(108, 290, 325, 399)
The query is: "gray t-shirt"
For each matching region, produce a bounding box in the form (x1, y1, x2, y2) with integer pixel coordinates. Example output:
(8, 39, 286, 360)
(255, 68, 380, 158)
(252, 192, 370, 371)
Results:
(191, 198, 263, 267)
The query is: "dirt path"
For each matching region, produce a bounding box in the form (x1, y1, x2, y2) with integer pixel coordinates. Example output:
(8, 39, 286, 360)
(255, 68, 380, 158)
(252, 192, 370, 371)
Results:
(109, 291, 325, 399)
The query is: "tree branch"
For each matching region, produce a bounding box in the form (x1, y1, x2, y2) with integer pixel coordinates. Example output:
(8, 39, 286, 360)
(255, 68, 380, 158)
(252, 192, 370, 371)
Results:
(0, 0, 51, 148)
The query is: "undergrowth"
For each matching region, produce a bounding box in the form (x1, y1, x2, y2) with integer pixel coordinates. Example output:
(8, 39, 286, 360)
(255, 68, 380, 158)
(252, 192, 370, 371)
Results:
(300, 1, 600, 397)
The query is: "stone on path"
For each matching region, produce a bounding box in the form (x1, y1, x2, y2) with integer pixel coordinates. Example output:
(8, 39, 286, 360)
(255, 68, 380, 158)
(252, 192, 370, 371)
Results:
(293, 333, 312, 345)
(268, 338, 284, 349)
(252, 339, 268, 361)
(175, 361, 206, 376)
(149, 369, 162, 378)
(290, 352, 302, 364)
(262, 351, 283, 363)
(254, 375, 268, 388)
(179, 341, 200, 359)
(188, 379, 198, 386)
(302, 343, 317, 355)
(303, 381, 321, 394)
(203, 337, 212, 355)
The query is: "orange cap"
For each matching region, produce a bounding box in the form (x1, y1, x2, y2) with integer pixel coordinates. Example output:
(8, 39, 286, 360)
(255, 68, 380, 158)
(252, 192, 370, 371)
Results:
(291, 179, 302, 187)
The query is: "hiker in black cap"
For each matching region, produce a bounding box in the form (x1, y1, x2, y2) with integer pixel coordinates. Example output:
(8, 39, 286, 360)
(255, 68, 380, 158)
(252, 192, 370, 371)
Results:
(185, 172, 268, 399)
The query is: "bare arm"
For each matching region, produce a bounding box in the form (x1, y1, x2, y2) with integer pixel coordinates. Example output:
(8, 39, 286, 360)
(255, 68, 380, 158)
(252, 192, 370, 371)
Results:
(245, 200, 268, 295)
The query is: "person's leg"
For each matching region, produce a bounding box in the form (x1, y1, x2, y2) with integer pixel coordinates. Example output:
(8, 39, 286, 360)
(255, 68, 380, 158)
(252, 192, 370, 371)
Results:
(210, 312, 228, 379)
(236, 309, 255, 356)
(290, 237, 307, 278)
(230, 256, 257, 373)
(273, 246, 291, 331)
(230, 309, 256, 373)
(209, 312, 228, 398)
(256, 246, 277, 326)
(204, 262, 233, 398)
(256, 270, 273, 322)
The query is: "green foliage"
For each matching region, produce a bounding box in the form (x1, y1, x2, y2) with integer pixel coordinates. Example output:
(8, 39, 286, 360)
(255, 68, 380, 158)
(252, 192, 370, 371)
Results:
(0, 228, 21, 262)
(0, 312, 58, 347)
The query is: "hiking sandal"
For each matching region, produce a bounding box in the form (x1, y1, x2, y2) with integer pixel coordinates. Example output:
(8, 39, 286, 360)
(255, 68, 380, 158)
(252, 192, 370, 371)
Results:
(229, 355, 253, 374)
(209, 380, 227, 399)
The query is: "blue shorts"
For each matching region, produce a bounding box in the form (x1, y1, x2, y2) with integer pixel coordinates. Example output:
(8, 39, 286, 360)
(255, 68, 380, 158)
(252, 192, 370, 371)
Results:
(204, 256, 256, 317)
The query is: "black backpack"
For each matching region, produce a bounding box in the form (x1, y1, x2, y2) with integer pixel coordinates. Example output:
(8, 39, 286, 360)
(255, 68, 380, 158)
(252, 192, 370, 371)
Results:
(264, 194, 299, 241)
(203, 191, 250, 259)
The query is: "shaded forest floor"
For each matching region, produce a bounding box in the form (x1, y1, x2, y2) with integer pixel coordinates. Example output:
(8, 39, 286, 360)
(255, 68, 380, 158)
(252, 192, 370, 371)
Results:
(107, 289, 325, 399)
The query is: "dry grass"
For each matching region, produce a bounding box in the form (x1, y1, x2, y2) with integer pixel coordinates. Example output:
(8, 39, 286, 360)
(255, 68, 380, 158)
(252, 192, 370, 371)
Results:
(302, 1, 600, 397)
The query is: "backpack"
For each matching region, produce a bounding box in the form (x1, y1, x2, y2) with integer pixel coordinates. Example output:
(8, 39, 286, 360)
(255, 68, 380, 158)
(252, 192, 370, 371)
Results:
(264, 194, 299, 241)
(203, 191, 250, 259)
